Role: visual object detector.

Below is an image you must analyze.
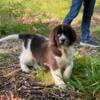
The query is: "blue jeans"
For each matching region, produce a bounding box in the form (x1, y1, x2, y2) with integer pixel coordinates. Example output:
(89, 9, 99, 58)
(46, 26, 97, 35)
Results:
(63, 0, 96, 42)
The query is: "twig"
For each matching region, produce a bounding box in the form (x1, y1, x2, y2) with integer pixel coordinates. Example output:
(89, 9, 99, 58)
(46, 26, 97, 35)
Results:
(49, 92, 65, 100)
(4, 68, 21, 77)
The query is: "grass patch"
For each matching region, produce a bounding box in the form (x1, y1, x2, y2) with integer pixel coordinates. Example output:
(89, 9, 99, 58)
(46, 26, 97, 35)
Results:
(92, 26, 100, 38)
(32, 69, 53, 84)
(0, 0, 100, 35)
(93, 26, 100, 34)
(95, 1, 100, 10)
(0, 53, 11, 62)
(0, 21, 52, 35)
(0, 0, 69, 35)
(68, 54, 100, 99)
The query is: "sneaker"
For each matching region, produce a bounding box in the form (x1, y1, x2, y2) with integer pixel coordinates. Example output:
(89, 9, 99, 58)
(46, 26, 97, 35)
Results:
(80, 38, 99, 48)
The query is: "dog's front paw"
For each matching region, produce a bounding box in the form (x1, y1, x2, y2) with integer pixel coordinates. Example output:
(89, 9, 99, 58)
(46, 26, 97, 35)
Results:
(56, 83, 67, 92)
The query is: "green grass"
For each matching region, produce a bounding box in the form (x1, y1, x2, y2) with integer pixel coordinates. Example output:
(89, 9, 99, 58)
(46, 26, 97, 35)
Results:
(93, 26, 100, 34)
(92, 26, 100, 39)
(0, 53, 11, 61)
(0, 0, 69, 35)
(0, 0, 99, 35)
(69, 54, 100, 99)
(95, 0, 100, 10)
(32, 69, 53, 83)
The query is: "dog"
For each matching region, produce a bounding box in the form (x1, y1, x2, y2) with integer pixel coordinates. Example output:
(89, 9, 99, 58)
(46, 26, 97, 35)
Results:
(0, 24, 76, 91)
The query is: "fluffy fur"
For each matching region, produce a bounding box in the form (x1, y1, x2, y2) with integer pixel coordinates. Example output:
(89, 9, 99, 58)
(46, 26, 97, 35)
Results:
(0, 24, 76, 91)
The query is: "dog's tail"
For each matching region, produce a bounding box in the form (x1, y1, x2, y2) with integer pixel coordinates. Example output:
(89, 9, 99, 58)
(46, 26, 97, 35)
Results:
(0, 34, 32, 42)
(0, 34, 19, 42)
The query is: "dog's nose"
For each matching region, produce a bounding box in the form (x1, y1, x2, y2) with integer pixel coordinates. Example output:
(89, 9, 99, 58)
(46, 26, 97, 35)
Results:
(61, 39, 65, 43)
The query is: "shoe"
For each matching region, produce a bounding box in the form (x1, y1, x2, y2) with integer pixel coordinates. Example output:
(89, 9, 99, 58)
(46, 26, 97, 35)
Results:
(80, 38, 99, 48)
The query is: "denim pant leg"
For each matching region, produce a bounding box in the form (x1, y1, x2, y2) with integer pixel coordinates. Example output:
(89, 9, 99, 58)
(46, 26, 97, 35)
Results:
(81, 0, 96, 42)
(63, 0, 83, 24)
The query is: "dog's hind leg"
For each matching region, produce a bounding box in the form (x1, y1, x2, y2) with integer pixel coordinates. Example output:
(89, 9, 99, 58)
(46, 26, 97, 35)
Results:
(19, 39, 34, 72)
(19, 49, 33, 73)
(19, 54, 30, 73)
(20, 61, 30, 73)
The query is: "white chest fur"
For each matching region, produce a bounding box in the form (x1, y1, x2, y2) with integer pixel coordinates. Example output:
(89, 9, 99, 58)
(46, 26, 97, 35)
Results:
(55, 46, 74, 69)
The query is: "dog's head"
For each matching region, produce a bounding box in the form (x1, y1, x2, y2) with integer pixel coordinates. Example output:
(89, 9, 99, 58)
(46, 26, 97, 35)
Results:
(49, 24, 76, 47)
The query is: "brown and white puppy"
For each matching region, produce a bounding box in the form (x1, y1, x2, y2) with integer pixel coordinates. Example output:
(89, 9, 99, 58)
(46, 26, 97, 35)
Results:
(0, 24, 76, 90)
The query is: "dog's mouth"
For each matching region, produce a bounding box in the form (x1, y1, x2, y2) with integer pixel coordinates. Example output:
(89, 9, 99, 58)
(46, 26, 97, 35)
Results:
(59, 39, 69, 46)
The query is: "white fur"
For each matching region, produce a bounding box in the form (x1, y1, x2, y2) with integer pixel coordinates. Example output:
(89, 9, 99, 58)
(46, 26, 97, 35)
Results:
(55, 46, 74, 79)
(0, 34, 18, 42)
(19, 39, 33, 72)
(59, 34, 66, 44)
(63, 46, 75, 79)
(50, 68, 66, 90)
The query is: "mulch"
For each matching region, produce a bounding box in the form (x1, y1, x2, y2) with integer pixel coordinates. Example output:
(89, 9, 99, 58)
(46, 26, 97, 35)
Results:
(0, 70, 78, 100)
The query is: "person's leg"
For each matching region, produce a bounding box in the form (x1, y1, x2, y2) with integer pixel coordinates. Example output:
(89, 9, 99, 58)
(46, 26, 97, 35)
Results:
(63, 0, 83, 24)
(81, 0, 96, 42)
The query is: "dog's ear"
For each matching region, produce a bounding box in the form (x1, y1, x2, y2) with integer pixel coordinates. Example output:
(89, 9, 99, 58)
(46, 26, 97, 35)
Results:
(49, 25, 60, 47)
(63, 25, 77, 46)
(49, 24, 77, 46)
